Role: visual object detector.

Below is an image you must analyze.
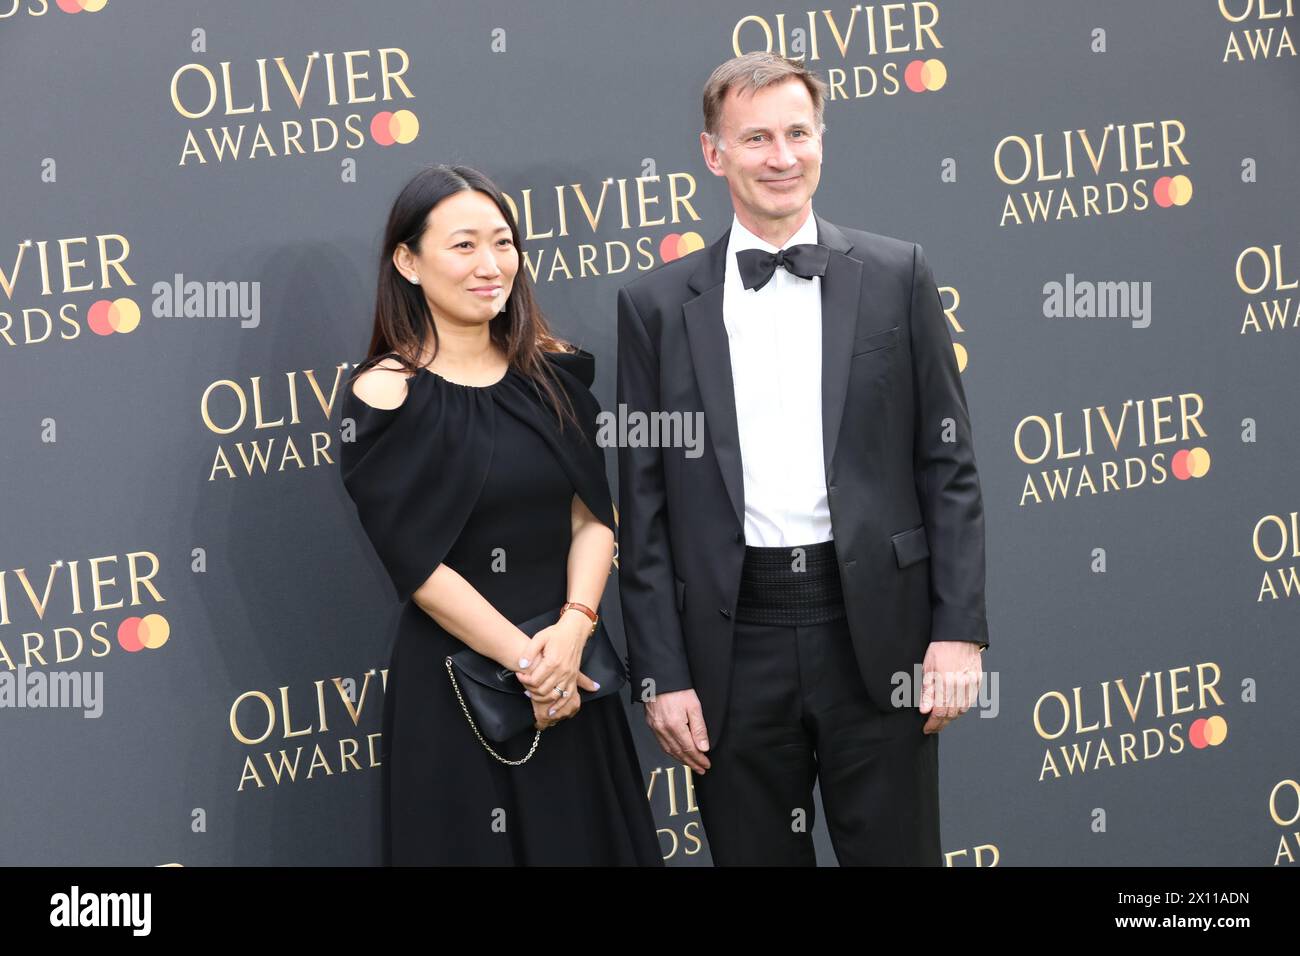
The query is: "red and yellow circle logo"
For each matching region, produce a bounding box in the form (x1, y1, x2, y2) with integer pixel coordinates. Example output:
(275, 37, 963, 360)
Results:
(659, 232, 705, 263)
(56, 0, 108, 12)
(1170, 446, 1211, 480)
(86, 297, 140, 336)
(370, 110, 419, 147)
(1187, 715, 1227, 749)
(117, 614, 171, 653)
(904, 58, 947, 93)
(1153, 174, 1194, 208)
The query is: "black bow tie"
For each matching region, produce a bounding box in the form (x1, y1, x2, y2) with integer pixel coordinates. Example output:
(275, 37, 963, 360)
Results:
(736, 243, 830, 291)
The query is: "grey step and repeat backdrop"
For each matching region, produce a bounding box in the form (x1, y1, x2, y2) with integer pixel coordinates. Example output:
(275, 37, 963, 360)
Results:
(1, 0, 1297, 866)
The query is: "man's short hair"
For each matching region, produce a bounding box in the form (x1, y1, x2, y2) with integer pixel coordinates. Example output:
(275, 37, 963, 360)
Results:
(702, 51, 829, 148)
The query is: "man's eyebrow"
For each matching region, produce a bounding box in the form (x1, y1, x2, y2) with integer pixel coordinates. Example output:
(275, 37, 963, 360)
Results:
(736, 122, 813, 137)
(448, 226, 512, 237)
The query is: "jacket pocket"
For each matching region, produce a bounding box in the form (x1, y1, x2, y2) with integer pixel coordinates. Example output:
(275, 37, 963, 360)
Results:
(891, 524, 930, 568)
(852, 324, 899, 357)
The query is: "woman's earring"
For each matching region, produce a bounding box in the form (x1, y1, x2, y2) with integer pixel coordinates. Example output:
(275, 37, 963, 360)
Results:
(408, 275, 420, 285)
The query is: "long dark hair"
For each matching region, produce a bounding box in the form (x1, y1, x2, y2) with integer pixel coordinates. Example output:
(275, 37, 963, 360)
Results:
(351, 164, 578, 431)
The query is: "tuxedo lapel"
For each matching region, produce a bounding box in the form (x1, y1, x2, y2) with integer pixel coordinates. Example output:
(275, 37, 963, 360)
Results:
(683, 230, 745, 529)
(680, 212, 863, 530)
(815, 213, 862, 476)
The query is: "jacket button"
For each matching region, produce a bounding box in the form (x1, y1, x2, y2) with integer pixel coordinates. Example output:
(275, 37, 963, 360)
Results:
(719, 608, 731, 619)
(734, 531, 744, 543)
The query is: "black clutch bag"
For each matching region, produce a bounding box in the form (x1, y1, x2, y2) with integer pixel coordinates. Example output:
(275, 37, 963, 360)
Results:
(443, 606, 628, 765)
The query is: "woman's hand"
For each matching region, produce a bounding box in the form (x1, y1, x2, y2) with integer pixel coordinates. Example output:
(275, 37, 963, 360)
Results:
(517, 611, 600, 724)
(500, 633, 559, 729)
(530, 692, 562, 731)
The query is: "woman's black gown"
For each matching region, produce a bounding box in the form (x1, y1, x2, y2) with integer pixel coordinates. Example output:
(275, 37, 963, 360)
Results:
(339, 348, 662, 865)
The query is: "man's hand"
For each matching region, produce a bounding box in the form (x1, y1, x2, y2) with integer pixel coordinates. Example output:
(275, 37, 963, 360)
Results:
(919, 640, 984, 734)
(644, 688, 712, 774)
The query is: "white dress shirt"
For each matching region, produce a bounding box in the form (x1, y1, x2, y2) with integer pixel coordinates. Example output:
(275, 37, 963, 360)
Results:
(722, 210, 832, 547)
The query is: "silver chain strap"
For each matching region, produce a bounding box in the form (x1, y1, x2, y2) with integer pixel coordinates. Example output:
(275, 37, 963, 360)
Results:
(444, 657, 542, 766)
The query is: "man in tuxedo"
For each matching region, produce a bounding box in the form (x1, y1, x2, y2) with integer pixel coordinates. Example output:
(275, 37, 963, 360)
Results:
(615, 51, 989, 866)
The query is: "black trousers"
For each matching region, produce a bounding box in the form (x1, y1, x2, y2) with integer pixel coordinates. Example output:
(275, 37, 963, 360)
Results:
(693, 616, 941, 865)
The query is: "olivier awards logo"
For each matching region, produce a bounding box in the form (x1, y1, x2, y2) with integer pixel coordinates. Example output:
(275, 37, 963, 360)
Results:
(1219, 0, 1296, 62)
(994, 120, 1193, 227)
(1270, 775, 1300, 864)
(168, 47, 418, 166)
(230, 669, 386, 791)
(1252, 509, 1300, 601)
(201, 362, 353, 481)
(645, 763, 704, 860)
(731, 2, 948, 99)
(1013, 392, 1210, 507)
(1034, 662, 1229, 782)
(0, 550, 170, 672)
(1235, 242, 1296, 333)
(938, 282, 969, 372)
(1, 233, 138, 351)
(498, 169, 706, 283)
(945, 843, 999, 866)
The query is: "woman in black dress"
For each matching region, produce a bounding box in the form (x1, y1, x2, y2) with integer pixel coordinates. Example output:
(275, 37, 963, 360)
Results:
(338, 165, 662, 866)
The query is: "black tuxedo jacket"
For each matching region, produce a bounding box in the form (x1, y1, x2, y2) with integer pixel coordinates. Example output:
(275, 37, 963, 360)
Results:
(615, 211, 988, 744)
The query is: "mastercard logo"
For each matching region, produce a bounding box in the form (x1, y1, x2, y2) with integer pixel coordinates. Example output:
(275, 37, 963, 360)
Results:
(117, 614, 171, 653)
(1187, 715, 1227, 749)
(1153, 174, 1194, 208)
(659, 232, 705, 263)
(370, 110, 419, 147)
(904, 58, 947, 93)
(55, 0, 107, 11)
(86, 297, 140, 336)
(1170, 446, 1211, 480)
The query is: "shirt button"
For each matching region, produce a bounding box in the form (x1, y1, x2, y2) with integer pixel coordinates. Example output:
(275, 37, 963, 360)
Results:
(719, 608, 731, 619)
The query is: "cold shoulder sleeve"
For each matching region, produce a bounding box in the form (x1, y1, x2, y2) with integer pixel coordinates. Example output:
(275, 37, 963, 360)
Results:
(536, 348, 615, 533)
(337, 370, 494, 604)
